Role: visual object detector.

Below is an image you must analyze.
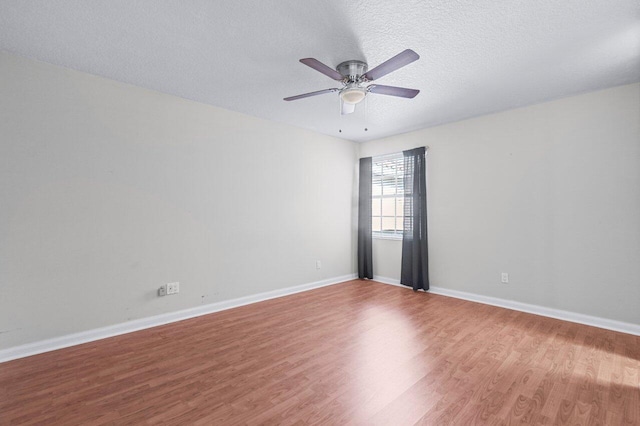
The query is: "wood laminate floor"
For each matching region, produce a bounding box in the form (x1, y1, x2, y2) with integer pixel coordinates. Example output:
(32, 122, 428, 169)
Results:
(1, 280, 638, 425)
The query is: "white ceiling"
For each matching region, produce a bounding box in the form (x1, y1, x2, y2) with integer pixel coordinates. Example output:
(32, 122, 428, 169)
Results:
(1, 1, 638, 142)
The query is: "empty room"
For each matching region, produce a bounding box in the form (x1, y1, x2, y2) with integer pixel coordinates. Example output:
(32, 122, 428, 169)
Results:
(1, 1, 639, 425)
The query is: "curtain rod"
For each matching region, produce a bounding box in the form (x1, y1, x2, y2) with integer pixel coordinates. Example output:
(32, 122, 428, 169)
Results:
(360, 146, 429, 160)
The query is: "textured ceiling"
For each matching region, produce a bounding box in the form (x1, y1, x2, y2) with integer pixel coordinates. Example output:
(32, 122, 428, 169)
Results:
(1, 1, 638, 142)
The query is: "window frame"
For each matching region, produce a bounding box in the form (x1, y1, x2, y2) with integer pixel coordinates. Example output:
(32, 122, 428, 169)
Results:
(371, 152, 404, 240)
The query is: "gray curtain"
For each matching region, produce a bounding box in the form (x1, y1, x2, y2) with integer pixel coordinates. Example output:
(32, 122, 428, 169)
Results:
(358, 157, 373, 279)
(401, 147, 429, 291)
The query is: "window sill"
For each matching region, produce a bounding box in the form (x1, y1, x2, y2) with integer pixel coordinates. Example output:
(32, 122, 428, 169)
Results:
(373, 234, 403, 241)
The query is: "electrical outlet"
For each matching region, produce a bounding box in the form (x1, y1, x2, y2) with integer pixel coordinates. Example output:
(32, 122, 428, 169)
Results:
(167, 282, 180, 295)
(158, 286, 167, 297)
(501, 273, 509, 284)
(316, 260, 322, 269)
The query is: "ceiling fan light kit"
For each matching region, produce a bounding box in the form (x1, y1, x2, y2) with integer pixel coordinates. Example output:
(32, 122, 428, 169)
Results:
(284, 49, 421, 115)
(340, 84, 367, 104)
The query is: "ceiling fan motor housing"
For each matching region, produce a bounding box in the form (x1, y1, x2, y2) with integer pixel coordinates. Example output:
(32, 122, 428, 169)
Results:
(337, 60, 368, 81)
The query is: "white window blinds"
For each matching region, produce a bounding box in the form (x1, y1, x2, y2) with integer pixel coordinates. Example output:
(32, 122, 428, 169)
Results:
(372, 153, 404, 239)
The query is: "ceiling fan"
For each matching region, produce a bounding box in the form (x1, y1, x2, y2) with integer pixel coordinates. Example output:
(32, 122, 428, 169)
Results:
(284, 49, 420, 115)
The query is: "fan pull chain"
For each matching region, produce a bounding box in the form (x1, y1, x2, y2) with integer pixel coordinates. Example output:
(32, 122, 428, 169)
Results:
(364, 95, 368, 132)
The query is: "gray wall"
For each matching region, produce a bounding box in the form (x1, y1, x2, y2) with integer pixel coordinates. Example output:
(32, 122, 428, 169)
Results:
(359, 83, 640, 325)
(0, 52, 357, 349)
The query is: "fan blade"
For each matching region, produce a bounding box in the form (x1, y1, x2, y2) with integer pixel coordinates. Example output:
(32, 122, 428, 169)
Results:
(300, 58, 344, 81)
(363, 49, 419, 81)
(284, 88, 338, 101)
(341, 100, 355, 115)
(368, 84, 419, 98)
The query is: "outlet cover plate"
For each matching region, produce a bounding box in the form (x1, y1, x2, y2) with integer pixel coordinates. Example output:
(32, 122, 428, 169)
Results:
(167, 282, 180, 295)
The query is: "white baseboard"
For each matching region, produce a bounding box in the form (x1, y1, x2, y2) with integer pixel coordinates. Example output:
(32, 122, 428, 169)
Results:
(373, 276, 640, 336)
(0, 274, 358, 363)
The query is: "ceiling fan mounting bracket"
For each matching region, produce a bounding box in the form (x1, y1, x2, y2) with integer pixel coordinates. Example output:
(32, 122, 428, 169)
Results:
(336, 60, 368, 82)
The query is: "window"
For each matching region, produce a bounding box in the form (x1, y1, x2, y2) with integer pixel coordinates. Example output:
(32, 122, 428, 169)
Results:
(372, 153, 404, 239)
